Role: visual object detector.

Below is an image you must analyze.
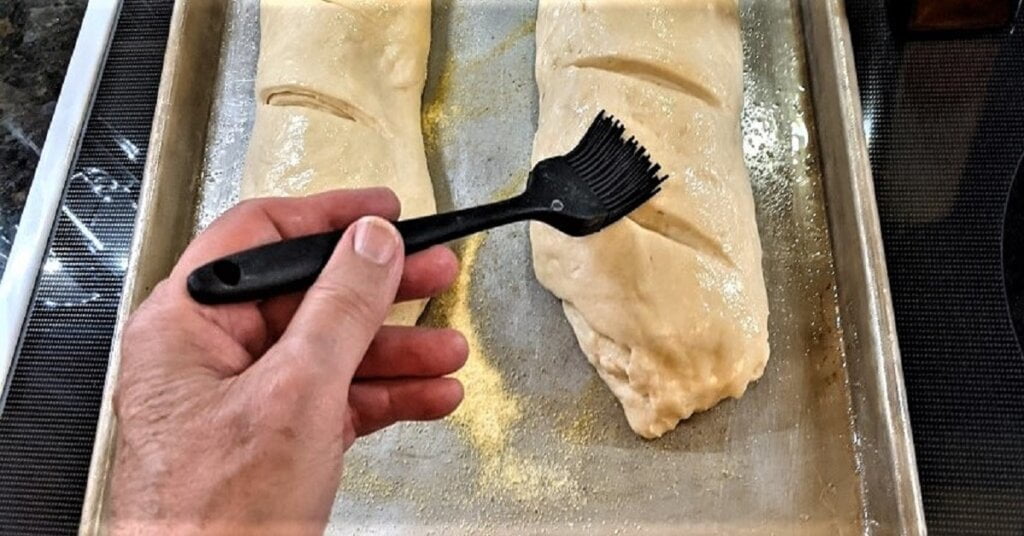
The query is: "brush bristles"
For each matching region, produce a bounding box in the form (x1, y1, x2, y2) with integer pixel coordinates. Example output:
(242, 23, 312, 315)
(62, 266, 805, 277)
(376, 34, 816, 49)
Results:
(566, 111, 668, 223)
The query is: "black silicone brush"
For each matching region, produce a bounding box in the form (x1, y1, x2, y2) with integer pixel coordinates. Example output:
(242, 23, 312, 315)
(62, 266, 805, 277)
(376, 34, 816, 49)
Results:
(187, 111, 668, 305)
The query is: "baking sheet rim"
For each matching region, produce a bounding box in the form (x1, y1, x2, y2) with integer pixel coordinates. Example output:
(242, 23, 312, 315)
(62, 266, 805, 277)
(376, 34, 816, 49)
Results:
(76, 0, 925, 533)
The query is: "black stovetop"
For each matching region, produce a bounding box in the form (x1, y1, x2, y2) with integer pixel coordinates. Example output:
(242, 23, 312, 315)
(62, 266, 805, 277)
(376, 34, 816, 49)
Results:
(847, 2, 1024, 534)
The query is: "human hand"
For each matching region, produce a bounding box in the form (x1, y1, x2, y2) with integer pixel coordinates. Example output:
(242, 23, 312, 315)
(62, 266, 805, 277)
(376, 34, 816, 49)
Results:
(107, 188, 467, 535)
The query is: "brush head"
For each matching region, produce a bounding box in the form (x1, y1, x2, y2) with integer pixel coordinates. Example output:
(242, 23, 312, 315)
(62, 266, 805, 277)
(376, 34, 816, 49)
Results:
(527, 111, 668, 236)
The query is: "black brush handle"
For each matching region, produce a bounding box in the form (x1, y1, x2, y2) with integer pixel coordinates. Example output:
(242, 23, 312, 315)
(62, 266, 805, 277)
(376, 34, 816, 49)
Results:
(187, 196, 540, 304)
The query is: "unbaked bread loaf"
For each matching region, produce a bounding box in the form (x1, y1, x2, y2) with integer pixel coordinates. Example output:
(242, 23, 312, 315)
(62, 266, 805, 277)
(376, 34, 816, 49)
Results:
(242, 0, 435, 326)
(530, 0, 770, 438)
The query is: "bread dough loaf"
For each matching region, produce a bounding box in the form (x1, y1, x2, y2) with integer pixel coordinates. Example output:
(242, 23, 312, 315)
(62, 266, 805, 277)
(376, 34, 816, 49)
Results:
(242, 0, 435, 326)
(530, 0, 769, 438)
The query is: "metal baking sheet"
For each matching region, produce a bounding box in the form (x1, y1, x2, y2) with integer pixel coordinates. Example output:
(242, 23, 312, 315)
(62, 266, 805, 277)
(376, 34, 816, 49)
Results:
(81, 0, 925, 534)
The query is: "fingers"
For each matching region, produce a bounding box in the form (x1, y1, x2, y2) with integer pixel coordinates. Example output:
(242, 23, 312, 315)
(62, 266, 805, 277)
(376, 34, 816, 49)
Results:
(347, 378, 464, 438)
(274, 216, 404, 384)
(393, 245, 459, 302)
(355, 327, 468, 379)
(256, 246, 458, 341)
(153, 189, 403, 363)
(172, 188, 401, 282)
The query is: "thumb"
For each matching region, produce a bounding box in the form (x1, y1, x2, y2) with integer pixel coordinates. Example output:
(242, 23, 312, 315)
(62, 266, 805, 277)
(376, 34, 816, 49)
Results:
(275, 216, 404, 384)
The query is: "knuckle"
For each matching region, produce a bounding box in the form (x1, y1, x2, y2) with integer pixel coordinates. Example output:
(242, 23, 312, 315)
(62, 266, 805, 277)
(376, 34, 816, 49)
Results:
(246, 364, 345, 443)
(226, 384, 296, 446)
(225, 198, 275, 225)
(212, 396, 272, 452)
(251, 359, 323, 418)
(369, 385, 396, 420)
(382, 189, 401, 214)
(264, 366, 313, 408)
(379, 386, 396, 418)
(230, 197, 263, 214)
(222, 199, 260, 223)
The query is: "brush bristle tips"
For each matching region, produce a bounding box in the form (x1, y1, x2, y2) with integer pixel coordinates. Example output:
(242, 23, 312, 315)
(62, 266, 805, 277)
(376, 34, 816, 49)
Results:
(566, 111, 668, 220)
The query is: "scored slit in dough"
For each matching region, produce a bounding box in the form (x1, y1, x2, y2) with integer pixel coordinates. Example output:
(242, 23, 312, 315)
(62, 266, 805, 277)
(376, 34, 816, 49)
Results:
(241, 0, 435, 326)
(530, 0, 770, 438)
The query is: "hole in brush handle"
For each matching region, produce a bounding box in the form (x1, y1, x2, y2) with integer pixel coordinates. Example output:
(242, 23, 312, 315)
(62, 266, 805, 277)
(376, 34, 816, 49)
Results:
(188, 229, 343, 304)
(211, 260, 242, 286)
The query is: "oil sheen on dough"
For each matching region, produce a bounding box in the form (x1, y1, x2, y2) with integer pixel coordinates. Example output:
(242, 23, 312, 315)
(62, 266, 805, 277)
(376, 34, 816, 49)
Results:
(530, 0, 770, 438)
(241, 0, 436, 326)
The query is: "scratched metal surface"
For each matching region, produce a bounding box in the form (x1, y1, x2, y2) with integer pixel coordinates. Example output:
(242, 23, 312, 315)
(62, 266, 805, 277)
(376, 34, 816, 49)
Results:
(189, 0, 863, 533)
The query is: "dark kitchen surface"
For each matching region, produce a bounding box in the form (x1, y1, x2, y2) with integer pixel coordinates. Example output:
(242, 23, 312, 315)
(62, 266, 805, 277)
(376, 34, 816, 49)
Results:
(1, 1, 1022, 534)
(0, 0, 170, 532)
(847, 1, 1024, 535)
(0, 0, 87, 278)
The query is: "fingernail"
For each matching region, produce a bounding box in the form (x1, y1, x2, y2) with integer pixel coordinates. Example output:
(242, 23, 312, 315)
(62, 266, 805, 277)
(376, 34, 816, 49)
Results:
(353, 217, 399, 265)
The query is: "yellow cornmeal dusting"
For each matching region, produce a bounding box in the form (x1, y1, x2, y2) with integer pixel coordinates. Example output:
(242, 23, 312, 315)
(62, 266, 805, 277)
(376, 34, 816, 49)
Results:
(490, 455, 577, 503)
(422, 56, 458, 149)
(558, 377, 605, 445)
(445, 234, 523, 455)
(423, 19, 533, 152)
(428, 175, 579, 505)
(349, 18, 586, 512)
(466, 18, 536, 71)
(494, 169, 530, 200)
(342, 463, 399, 501)
(564, 410, 598, 445)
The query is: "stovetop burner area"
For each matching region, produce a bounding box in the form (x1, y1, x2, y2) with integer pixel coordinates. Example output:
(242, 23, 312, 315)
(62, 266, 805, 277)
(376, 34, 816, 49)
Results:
(848, 1, 1024, 534)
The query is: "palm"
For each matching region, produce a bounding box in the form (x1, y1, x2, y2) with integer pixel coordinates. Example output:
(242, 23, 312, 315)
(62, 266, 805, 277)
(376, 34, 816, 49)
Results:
(156, 188, 466, 439)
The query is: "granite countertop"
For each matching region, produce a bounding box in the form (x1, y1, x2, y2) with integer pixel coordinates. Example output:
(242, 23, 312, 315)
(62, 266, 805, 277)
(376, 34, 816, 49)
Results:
(0, 0, 86, 277)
